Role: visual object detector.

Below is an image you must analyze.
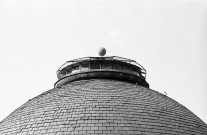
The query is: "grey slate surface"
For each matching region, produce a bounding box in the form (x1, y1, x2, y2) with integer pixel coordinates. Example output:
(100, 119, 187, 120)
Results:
(0, 79, 207, 135)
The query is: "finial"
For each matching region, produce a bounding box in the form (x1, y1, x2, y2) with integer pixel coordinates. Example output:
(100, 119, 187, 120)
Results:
(98, 47, 106, 57)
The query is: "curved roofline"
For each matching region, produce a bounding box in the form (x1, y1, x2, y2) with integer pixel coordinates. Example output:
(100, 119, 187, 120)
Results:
(55, 70, 149, 88)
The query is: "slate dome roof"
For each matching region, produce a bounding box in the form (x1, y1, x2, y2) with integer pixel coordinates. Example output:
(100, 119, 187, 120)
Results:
(1, 55, 207, 135)
(0, 79, 207, 135)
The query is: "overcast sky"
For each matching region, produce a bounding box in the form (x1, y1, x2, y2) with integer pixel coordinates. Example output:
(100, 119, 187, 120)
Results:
(0, 0, 207, 124)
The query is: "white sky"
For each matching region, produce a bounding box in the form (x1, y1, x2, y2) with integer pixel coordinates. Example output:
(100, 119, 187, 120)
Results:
(0, 0, 207, 124)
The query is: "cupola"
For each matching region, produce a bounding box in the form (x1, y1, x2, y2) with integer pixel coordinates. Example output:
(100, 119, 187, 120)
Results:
(55, 48, 149, 88)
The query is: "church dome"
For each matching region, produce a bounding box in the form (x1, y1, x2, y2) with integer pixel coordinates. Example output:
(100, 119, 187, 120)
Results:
(0, 56, 206, 135)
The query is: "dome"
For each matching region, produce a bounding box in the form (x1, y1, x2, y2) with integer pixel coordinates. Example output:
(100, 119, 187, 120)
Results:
(0, 79, 207, 134)
(0, 56, 206, 134)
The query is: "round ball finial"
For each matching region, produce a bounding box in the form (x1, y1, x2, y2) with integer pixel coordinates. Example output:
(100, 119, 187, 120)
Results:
(98, 47, 106, 56)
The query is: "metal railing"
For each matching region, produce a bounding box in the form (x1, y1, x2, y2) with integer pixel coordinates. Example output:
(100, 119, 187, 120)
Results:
(57, 56, 146, 79)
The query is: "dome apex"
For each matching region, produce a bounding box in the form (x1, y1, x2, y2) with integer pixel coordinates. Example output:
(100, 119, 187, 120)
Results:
(55, 56, 149, 88)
